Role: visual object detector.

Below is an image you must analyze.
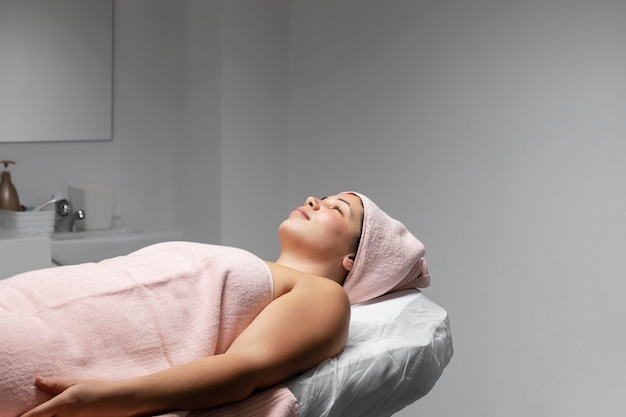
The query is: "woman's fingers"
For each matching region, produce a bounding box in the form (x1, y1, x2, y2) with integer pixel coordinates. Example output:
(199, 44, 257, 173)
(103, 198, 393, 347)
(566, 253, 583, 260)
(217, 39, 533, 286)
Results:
(19, 377, 75, 417)
(19, 395, 64, 417)
(35, 376, 76, 394)
(21, 378, 132, 417)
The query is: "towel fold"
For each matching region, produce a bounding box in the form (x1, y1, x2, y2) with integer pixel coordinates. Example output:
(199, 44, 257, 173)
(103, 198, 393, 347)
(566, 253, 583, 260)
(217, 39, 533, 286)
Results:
(342, 192, 430, 305)
(0, 242, 297, 417)
(187, 385, 300, 417)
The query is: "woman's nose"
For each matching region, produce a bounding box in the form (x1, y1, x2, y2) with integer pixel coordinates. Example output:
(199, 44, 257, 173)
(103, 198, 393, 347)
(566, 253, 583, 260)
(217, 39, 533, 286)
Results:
(305, 196, 321, 209)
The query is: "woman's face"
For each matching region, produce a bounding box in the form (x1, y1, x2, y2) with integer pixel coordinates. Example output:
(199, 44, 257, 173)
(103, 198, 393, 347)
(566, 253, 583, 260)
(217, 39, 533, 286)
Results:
(280, 192, 364, 260)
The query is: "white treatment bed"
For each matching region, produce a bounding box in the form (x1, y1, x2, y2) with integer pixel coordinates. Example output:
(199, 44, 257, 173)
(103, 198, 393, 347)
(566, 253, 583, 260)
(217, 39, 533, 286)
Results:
(182, 289, 452, 417)
(286, 289, 453, 417)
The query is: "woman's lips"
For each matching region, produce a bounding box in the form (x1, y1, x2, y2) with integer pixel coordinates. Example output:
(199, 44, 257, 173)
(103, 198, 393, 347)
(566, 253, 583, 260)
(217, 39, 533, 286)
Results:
(294, 208, 309, 219)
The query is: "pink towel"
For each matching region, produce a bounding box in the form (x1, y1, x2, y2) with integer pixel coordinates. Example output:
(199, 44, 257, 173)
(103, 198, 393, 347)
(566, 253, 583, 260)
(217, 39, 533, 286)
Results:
(157, 384, 299, 417)
(342, 192, 430, 305)
(186, 385, 300, 417)
(0, 242, 298, 417)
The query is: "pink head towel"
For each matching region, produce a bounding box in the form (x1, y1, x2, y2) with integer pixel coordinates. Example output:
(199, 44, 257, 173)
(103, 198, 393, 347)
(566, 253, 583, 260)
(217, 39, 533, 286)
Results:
(342, 192, 430, 305)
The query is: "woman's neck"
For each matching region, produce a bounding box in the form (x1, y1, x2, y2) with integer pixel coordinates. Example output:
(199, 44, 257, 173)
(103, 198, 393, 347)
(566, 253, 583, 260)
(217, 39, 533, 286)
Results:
(274, 252, 346, 285)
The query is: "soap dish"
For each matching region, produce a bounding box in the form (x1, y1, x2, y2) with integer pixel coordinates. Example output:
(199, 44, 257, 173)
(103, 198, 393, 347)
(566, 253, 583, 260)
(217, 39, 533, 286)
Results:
(0, 210, 55, 236)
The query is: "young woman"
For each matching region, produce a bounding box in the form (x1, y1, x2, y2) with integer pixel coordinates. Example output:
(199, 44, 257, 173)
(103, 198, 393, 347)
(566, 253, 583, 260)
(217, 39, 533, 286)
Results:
(4, 192, 428, 417)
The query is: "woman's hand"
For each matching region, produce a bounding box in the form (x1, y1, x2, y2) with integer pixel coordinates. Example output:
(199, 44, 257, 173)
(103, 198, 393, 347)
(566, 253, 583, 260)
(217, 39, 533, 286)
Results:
(20, 376, 138, 417)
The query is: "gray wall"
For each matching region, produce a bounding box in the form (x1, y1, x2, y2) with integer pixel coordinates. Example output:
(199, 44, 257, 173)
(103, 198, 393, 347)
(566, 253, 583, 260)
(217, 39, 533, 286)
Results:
(116, 0, 289, 253)
(2, 1, 625, 415)
(288, 1, 626, 416)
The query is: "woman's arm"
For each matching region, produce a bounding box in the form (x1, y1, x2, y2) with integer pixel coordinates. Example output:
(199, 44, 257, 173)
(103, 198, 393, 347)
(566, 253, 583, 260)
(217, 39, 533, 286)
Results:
(21, 278, 350, 417)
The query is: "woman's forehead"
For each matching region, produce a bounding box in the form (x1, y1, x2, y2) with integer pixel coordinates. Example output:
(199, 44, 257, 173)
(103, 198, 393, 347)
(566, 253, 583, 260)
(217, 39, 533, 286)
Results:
(323, 192, 361, 205)
(338, 192, 363, 207)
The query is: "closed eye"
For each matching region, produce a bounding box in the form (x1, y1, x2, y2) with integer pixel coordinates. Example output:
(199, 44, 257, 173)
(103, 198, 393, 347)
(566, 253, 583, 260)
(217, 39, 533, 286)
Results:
(322, 196, 350, 216)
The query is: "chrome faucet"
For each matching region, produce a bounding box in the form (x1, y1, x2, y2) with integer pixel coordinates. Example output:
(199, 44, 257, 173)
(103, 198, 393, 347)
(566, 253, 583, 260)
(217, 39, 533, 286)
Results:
(54, 199, 85, 232)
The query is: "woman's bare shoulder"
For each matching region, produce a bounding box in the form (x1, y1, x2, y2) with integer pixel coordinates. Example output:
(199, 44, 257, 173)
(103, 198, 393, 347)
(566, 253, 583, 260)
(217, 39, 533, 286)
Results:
(264, 261, 349, 302)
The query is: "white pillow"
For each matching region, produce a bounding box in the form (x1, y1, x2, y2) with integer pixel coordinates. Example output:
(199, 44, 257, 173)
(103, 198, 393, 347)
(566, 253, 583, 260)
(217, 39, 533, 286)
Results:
(285, 289, 453, 417)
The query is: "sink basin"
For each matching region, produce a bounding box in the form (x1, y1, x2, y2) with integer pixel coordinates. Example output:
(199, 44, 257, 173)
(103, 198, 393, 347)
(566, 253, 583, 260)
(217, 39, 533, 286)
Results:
(51, 226, 183, 265)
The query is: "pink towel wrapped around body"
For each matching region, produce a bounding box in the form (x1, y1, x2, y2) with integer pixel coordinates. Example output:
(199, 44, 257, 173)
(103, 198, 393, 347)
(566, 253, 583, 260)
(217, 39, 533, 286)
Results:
(0, 241, 297, 417)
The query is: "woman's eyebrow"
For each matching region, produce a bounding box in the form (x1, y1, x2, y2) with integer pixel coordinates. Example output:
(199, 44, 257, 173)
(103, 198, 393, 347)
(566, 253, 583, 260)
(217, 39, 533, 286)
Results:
(337, 197, 352, 208)
(336, 198, 354, 217)
(321, 196, 352, 212)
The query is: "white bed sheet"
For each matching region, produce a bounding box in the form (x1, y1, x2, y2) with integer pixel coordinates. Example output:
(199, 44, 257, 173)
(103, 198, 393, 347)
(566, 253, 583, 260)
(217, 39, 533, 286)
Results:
(285, 289, 453, 417)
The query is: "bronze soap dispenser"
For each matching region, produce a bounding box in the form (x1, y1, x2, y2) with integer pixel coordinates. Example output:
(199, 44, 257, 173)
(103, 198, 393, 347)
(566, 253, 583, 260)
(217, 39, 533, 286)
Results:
(0, 160, 21, 211)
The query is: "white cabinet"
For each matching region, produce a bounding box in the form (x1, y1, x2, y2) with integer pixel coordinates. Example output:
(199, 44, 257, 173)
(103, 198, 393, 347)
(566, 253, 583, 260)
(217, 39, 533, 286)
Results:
(0, 232, 51, 280)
